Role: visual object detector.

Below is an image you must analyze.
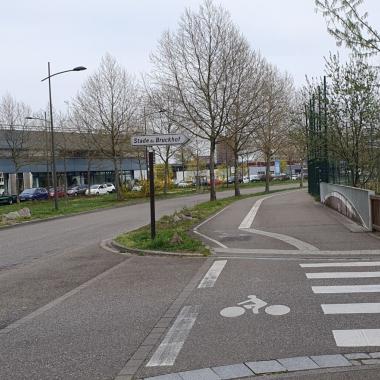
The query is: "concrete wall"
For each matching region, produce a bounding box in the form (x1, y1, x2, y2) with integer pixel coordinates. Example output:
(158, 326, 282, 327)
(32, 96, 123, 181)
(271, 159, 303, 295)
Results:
(320, 182, 374, 230)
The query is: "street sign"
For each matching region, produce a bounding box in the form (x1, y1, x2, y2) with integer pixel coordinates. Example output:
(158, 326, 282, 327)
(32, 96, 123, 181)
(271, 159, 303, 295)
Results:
(131, 134, 187, 146)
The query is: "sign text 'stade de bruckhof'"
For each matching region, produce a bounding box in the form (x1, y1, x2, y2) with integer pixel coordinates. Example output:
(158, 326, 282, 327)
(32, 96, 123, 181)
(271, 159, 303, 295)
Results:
(131, 134, 187, 146)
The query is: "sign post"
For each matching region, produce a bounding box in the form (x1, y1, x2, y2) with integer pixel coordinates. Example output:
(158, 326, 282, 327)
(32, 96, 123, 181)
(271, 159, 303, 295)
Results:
(148, 149, 156, 239)
(132, 134, 188, 240)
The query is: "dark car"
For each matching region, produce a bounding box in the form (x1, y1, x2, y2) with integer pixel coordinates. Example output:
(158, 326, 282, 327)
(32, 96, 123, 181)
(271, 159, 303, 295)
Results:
(48, 187, 66, 198)
(0, 193, 17, 205)
(67, 184, 87, 196)
(19, 188, 48, 201)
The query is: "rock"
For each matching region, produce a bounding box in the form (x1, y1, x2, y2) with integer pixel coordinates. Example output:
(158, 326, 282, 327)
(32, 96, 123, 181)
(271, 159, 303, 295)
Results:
(4, 211, 19, 220)
(170, 232, 183, 244)
(18, 208, 31, 218)
(173, 215, 182, 222)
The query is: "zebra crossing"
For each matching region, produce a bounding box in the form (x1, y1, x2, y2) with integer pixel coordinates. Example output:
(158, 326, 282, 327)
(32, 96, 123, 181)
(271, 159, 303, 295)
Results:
(300, 260, 380, 348)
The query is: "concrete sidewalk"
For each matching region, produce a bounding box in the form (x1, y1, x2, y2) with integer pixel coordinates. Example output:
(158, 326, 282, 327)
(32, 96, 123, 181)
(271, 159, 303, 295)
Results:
(254, 190, 380, 251)
(198, 189, 380, 252)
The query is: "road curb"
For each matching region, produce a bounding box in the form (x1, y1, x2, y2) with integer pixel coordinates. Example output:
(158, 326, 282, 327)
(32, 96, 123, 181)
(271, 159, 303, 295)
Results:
(110, 239, 206, 257)
(139, 351, 380, 379)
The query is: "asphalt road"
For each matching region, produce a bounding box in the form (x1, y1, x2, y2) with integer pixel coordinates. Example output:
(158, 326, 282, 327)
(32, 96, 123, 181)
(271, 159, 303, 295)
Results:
(3, 185, 380, 380)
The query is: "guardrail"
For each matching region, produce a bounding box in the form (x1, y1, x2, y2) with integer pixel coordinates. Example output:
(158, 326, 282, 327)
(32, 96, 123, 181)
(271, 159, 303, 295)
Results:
(320, 183, 374, 231)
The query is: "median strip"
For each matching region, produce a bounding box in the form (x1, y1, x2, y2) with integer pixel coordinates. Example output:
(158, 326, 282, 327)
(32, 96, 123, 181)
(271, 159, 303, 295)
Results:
(114, 190, 294, 257)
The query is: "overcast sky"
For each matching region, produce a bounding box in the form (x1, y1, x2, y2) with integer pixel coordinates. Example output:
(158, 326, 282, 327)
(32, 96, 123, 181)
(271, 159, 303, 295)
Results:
(1, 0, 379, 113)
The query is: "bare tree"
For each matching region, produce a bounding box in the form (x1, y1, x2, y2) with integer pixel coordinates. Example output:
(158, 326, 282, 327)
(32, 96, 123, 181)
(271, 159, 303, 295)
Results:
(144, 86, 182, 193)
(72, 54, 140, 200)
(254, 66, 294, 193)
(150, 0, 251, 201)
(223, 50, 268, 196)
(0, 94, 33, 198)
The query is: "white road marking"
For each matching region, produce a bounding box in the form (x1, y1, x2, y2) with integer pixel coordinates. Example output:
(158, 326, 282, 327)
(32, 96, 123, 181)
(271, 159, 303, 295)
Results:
(322, 303, 380, 314)
(312, 285, 380, 294)
(333, 329, 380, 347)
(245, 228, 319, 251)
(192, 206, 231, 249)
(306, 271, 380, 279)
(238, 191, 319, 251)
(301, 261, 380, 268)
(146, 305, 200, 367)
(198, 260, 227, 288)
(239, 197, 267, 229)
(193, 229, 228, 249)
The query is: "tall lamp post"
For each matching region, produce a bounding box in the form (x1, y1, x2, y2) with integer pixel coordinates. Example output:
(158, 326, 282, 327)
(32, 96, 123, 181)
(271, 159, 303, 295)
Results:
(40, 63, 86, 210)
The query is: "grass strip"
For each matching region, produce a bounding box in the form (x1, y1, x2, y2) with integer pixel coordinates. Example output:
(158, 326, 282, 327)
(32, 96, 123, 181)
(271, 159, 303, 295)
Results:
(115, 188, 294, 256)
(0, 181, 298, 227)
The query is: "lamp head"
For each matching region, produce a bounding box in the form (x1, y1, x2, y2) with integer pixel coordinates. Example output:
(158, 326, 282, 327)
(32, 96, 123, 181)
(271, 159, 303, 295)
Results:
(72, 66, 87, 72)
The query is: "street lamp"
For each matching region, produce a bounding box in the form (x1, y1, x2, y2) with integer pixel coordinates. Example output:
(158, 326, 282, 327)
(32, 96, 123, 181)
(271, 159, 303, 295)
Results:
(41, 63, 87, 210)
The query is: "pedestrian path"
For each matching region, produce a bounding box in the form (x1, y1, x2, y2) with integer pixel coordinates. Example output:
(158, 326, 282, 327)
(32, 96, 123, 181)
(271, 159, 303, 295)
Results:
(301, 260, 380, 347)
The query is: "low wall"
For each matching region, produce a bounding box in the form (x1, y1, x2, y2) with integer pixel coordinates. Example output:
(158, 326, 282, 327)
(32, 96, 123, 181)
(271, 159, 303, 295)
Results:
(320, 182, 374, 230)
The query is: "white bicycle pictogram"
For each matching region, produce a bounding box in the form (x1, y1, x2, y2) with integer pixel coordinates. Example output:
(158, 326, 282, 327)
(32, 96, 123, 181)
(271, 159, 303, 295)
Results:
(220, 295, 290, 318)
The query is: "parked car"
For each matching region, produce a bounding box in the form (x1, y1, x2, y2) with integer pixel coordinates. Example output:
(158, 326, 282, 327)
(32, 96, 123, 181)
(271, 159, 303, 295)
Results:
(0, 193, 17, 205)
(104, 183, 116, 193)
(85, 184, 108, 195)
(242, 176, 250, 184)
(19, 188, 49, 201)
(291, 174, 299, 180)
(67, 184, 88, 196)
(48, 187, 66, 198)
(177, 181, 192, 188)
(132, 184, 143, 192)
(207, 178, 223, 186)
(249, 174, 261, 182)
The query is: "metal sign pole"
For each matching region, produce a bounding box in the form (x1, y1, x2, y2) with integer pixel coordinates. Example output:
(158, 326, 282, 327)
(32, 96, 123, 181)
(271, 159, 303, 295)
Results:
(148, 150, 156, 240)
(131, 134, 189, 240)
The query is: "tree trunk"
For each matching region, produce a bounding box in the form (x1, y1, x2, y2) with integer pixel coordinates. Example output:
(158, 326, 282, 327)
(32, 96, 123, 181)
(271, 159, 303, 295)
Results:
(209, 139, 217, 201)
(113, 157, 122, 200)
(265, 154, 271, 194)
(87, 163, 91, 195)
(63, 156, 68, 204)
(234, 150, 240, 197)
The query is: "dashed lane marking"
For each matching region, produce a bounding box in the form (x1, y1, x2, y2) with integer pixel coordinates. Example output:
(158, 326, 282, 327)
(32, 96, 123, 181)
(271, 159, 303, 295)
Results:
(198, 260, 227, 288)
(146, 305, 200, 367)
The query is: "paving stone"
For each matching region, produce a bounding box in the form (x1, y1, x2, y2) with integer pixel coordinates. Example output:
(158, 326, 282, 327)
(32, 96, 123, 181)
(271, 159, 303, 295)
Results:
(178, 368, 221, 380)
(310, 354, 351, 368)
(115, 375, 133, 380)
(246, 360, 286, 374)
(369, 352, 380, 359)
(212, 363, 254, 379)
(119, 365, 140, 375)
(145, 374, 183, 380)
(361, 359, 380, 365)
(278, 356, 319, 371)
(143, 333, 163, 345)
(132, 346, 154, 360)
(350, 360, 362, 366)
(344, 353, 370, 360)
